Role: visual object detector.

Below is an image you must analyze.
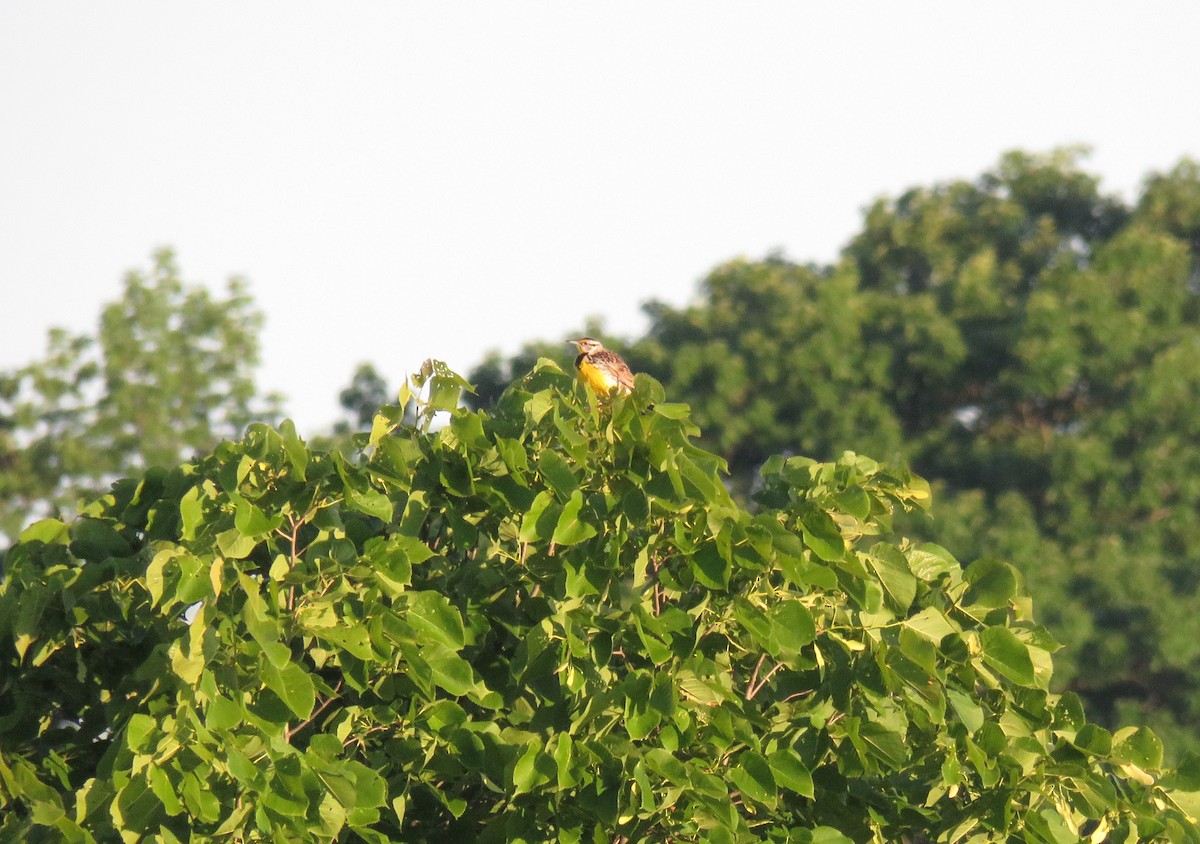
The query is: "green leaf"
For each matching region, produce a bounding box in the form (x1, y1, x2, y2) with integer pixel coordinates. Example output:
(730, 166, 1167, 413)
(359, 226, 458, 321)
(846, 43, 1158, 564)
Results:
(238, 571, 282, 657)
(69, 517, 132, 561)
(906, 543, 959, 581)
(369, 405, 400, 447)
(770, 600, 816, 653)
(523, 389, 555, 424)
(833, 487, 871, 519)
(170, 649, 205, 684)
(425, 363, 470, 412)
(652, 403, 691, 419)
(17, 518, 69, 545)
(729, 751, 776, 809)
(113, 776, 160, 833)
(279, 418, 308, 481)
(552, 489, 598, 545)
(644, 748, 689, 785)
(316, 624, 376, 661)
(865, 544, 917, 612)
(859, 721, 908, 768)
(423, 644, 476, 696)
(8, 760, 65, 825)
(963, 559, 1019, 608)
(768, 749, 814, 798)
(448, 410, 489, 452)
(897, 626, 937, 675)
(979, 625, 1036, 686)
(537, 449, 578, 496)
(1112, 726, 1164, 769)
(175, 554, 213, 604)
(1160, 750, 1200, 791)
(262, 661, 316, 720)
(1070, 724, 1113, 757)
(946, 689, 985, 733)
(224, 748, 262, 789)
(125, 713, 156, 751)
(519, 490, 561, 543)
(554, 733, 576, 789)
(421, 700, 468, 734)
(231, 493, 283, 537)
(148, 766, 184, 816)
(512, 743, 552, 795)
(370, 534, 431, 589)
(733, 599, 776, 654)
(691, 541, 730, 590)
(179, 486, 204, 541)
(800, 510, 844, 562)
(179, 770, 221, 822)
(1053, 692, 1087, 730)
(806, 829, 854, 844)
(216, 528, 258, 560)
(29, 797, 66, 827)
(206, 695, 243, 731)
(902, 607, 957, 643)
(1023, 807, 1077, 844)
(406, 591, 467, 649)
(624, 674, 661, 739)
(346, 486, 394, 522)
(144, 549, 172, 607)
(348, 760, 388, 809)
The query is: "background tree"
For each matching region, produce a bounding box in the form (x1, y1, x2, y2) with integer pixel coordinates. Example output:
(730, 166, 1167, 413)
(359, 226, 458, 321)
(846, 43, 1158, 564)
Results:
(471, 149, 1200, 758)
(0, 249, 281, 545)
(2, 362, 1198, 841)
(336, 363, 391, 431)
(632, 257, 904, 495)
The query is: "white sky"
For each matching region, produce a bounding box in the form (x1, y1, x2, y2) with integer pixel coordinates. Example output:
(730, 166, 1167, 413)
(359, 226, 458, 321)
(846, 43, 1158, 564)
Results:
(2, 3, 1198, 435)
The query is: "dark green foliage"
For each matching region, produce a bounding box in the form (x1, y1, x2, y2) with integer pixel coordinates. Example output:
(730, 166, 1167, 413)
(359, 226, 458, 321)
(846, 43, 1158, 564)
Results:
(2, 362, 1197, 841)
(470, 149, 1200, 758)
(338, 364, 392, 431)
(634, 259, 904, 492)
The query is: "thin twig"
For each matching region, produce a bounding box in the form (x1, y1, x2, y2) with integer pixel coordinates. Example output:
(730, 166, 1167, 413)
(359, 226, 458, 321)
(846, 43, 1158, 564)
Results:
(745, 655, 784, 701)
(650, 557, 663, 616)
(745, 653, 767, 700)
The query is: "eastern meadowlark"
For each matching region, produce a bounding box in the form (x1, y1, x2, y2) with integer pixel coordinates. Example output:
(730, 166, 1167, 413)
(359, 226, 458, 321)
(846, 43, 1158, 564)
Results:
(569, 337, 635, 397)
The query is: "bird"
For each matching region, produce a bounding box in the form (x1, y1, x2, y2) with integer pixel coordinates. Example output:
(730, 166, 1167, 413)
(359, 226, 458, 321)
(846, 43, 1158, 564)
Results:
(569, 337, 635, 397)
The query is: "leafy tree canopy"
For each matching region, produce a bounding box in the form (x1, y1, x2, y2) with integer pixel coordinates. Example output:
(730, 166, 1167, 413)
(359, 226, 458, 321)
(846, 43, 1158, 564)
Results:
(470, 149, 1200, 757)
(0, 249, 281, 544)
(2, 362, 1198, 842)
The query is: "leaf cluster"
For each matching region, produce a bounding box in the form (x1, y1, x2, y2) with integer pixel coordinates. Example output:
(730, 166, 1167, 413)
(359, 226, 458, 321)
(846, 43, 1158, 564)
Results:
(2, 363, 1197, 842)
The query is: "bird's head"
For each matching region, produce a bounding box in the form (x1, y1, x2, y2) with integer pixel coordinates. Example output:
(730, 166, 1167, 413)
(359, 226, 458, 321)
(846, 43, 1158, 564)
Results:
(569, 337, 604, 354)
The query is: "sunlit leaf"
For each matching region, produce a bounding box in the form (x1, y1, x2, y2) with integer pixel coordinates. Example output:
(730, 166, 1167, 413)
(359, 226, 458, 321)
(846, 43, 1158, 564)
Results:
(768, 749, 814, 798)
(979, 626, 1036, 687)
(406, 591, 466, 649)
(552, 489, 598, 546)
(262, 661, 316, 720)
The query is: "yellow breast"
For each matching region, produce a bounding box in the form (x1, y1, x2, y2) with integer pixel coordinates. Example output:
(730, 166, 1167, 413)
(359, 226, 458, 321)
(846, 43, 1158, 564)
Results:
(577, 358, 622, 395)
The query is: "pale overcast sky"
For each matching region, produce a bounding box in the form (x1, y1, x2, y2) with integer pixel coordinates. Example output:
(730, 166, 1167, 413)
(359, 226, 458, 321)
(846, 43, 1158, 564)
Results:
(2, 3, 1198, 434)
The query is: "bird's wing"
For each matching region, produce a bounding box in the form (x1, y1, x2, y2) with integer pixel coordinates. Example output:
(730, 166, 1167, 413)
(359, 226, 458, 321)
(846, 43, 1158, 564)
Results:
(615, 363, 635, 391)
(600, 350, 635, 391)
